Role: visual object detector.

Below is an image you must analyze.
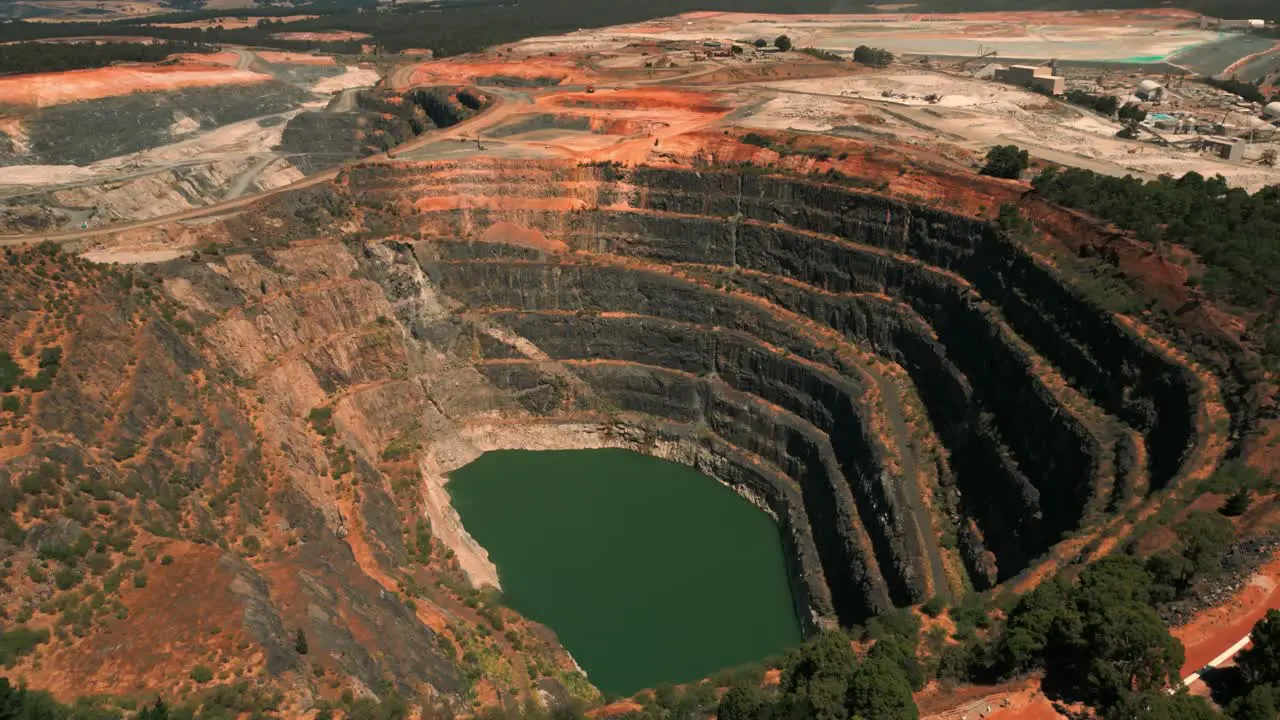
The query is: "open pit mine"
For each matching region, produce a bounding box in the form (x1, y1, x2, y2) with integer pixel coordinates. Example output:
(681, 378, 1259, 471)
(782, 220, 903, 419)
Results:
(1, 11, 1276, 718)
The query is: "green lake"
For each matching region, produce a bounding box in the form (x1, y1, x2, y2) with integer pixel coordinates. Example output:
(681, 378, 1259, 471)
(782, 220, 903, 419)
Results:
(447, 448, 802, 696)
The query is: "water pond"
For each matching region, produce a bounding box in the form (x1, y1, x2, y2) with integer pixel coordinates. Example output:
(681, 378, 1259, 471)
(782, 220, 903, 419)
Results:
(448, 448, 802, 696)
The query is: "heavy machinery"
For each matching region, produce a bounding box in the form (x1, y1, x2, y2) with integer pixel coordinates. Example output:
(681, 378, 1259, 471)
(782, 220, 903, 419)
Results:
(958, 47, 998, 71)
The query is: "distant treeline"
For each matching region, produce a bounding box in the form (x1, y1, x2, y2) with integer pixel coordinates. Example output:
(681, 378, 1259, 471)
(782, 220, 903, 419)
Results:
(0, 0, 1274, 59)
(1032, 167, 1280, 369)
(0, 40, 213, 76)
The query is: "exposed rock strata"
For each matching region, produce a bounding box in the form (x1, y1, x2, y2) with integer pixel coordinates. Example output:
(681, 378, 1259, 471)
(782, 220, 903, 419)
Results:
(334, 160, 1217, 619)
(156, 160, 1222, 636)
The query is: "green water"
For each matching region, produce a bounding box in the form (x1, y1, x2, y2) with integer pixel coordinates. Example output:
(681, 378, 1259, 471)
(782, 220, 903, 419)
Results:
(447, 448, 802, 696)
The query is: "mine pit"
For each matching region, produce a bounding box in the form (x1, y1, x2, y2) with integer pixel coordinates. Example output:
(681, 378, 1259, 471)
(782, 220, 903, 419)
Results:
(255, 158, 1216, 633)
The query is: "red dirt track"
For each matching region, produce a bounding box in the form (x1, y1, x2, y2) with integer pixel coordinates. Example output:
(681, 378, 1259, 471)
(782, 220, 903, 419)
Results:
(0, 63, 268, 107)
(1175, 552, 1280, 677)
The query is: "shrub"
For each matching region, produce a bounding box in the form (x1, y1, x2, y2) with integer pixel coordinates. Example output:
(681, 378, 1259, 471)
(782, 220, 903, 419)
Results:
(133, 572, 148, 589)
(1221, 487, 1251, 517)
(242, 535, 261, 555)
(308, 407, 335, 436)
(980, 145, 1030, 179)
(774, 35, 792, 52)
(0, 354, 21, 393)
(0, 626, 49, 666)
(161, 554, 174, 566)
(921, 595, 947, 617)
(84, 552, 112, 575)
(52, 566, 81, 590)
(853, 45, 894, 67)
(190, 665, 214, 684)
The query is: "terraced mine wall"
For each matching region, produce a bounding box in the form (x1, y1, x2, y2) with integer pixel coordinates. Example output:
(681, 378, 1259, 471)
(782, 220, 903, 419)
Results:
(343, 160, 1211, 626)
(280, 87, 489, 172)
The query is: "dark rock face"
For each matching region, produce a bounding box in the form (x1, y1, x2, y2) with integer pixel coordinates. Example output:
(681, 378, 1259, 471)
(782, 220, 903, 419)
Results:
(279, 87, 492, 172)
(341, 162, 1212, 628)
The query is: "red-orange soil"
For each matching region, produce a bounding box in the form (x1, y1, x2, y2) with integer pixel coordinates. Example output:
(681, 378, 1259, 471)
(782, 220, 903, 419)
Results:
(255, 50, 338, 66)
(270, 30, 372, 42)
(407, 56, 594, 86)
(1174, 552, 1280, 676)
(151, 15, 317, 29)
(0, 63, 268, 107)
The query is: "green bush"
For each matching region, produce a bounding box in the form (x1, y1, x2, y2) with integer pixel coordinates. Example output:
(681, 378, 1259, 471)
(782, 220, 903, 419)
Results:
(53, 566, 81, 590)
(133, 572, 148, 589)
(980, 145, 1030, 180)
(1221, 488, 1251, 517)
(84, 552, 112, 575)
(853, 44, 894, 67)
(921, 595, 947, 617)
(0, 626, 49, 666)
(0, 354, 20, 393)
(190, 665, 214, 684)
(308, 407, 335, 436)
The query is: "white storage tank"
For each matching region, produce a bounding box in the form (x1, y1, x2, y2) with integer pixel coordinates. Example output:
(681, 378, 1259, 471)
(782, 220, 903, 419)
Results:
(1265, 101, 1280, 120)
(1136, 79, 1164, 100)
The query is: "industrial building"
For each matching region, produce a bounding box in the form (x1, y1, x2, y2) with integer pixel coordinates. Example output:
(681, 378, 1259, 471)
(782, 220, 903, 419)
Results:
(1202, 136, 1246, 162)
(994, 65, 1065, 95)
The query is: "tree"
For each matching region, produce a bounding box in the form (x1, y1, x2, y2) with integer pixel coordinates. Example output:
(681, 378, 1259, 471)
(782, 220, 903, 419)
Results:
(869, 634, 925, 691)
(1094, 95, 1120, 116)
(1175, 512, 1233, 577)
(846, 657, 918, 720)
(1221, 487, 1251, 516)
(1104, 691, 1223, 720)
(779, 632, 858, 720)
(1241, 610, 1280, 685)
(754, 38, 768, 48)
(717, 684, 764, 720)
(774, 35, 792, 52)
(999, 578, 1074, 672)
(853, 45, 894, 68)
(1119, 102, 1148, 123)
(1075, 603, 1184, 707)
(980, 145, 1030, 179)
(1229, 684, 1279, 720)
(1074, 555, 1155, 614)
(138, 699, 171, 720)
(295, 628, 309, 655)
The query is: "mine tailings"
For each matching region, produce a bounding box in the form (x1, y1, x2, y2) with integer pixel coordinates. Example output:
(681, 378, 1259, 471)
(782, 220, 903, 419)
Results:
(447, 448, 802, 695)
